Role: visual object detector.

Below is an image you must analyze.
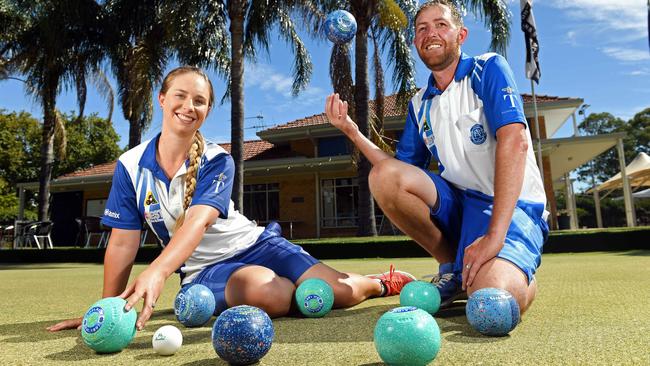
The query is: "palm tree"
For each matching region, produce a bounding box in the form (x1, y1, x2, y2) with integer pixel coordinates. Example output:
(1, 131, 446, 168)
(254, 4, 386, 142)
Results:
(103, 0, 231, 150)
(313, 0, 511, 236)
(188, 0, 314, 211)
(1, 0, 108, 221)
(103, 1, 184, 149)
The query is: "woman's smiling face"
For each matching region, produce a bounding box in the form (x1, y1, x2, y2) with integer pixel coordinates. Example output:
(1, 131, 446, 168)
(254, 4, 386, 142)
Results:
(159, 71, 212, 137)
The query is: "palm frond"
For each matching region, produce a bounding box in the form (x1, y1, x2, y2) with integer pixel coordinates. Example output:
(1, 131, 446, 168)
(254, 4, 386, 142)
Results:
(172, 0, 230, 78)
(463, 0, 511, 56)
(90, 69, 114, 123)
(275, 8, 313, 95)
(369, 25, 394, 155)
(244, 0, 273, 60)
(378, 0, 408, 31)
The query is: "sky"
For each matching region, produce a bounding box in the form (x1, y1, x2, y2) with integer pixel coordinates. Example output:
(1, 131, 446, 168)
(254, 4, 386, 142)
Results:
(1, 0, 648, 148)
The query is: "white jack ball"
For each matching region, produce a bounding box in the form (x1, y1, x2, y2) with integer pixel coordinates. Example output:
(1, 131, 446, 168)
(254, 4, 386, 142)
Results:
(152, 325, 183, 356)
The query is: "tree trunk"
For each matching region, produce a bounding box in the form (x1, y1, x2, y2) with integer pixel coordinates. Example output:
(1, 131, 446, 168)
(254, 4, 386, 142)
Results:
(38, 84, 57, 221)
(229, 0, 246, 211)
(128, 117, 142, 149)
(352, 2, 377, 236)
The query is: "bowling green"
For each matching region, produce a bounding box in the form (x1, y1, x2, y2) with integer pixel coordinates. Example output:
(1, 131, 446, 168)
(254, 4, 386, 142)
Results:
(0, 251, 648, 365)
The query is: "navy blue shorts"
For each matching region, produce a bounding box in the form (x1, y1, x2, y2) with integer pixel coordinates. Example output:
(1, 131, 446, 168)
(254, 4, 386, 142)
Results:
(189, 222, 319, 314)
(426, 171, 548, 283)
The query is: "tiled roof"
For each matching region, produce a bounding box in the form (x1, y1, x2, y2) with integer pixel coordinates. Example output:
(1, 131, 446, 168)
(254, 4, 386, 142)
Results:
(265, 92, 578, 131)
(58, 161, 117, 179)
(219, 140, 276, 160)
(58, 140, 276, 179)
(520, 93, 575, 103)
(266, 93, 406, 131)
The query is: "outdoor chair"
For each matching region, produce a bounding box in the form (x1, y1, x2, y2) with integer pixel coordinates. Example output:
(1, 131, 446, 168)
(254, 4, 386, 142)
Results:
(77, 216, 109, 248)
(13, 221, 36, 248)
(0, 226, 12, 248)
(25, 221, 54, 249)
(98, 222, 112, 248)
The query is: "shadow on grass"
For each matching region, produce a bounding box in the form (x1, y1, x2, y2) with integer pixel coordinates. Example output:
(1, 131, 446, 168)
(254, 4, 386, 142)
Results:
(0, 319, 80, 344)
(181, 359, 230, 366)
(0, 265, 88, 271)
(618, 250, 650, 257)
(273, 301, 500, 345)
(0, 309, 177, 346)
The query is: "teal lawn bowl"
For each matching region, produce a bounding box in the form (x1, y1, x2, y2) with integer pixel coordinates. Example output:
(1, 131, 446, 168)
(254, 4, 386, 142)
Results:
(81, 297, 137, 353)
(294, 278, 334, 318)
(399, 280, 441, 314)
(374, 306, 441, 366)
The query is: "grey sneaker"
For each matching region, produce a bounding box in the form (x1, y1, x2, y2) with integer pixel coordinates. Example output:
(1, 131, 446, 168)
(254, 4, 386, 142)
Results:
(430, 272, 467, 308)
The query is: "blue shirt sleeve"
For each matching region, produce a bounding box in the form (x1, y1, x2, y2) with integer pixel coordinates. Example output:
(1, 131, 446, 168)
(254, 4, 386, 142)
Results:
(101, 161, 143, 230)
(395, 101, 431, 169)
(476, 54, 527, 137)
(190, 153, 234, 219)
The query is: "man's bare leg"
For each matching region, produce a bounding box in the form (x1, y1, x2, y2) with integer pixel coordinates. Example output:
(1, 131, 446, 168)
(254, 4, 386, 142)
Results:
(369, 158, 454, 264)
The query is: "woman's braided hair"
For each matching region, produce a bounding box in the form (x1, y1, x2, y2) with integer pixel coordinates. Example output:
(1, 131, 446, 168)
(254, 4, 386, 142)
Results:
(183, 130, 205, 211)
(159, 66, 214, 232)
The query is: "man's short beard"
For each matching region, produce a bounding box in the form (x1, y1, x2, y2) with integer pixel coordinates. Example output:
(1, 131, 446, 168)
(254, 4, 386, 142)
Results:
(421, 46, 461, 72)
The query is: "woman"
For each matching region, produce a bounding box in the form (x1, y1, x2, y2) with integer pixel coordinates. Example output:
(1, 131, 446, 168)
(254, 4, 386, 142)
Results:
(48, 66, 414, 332)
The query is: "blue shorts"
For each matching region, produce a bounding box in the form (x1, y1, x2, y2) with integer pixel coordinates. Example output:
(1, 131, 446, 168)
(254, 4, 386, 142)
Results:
(189, 222, 320, 314)
(426, 171, 548, 284)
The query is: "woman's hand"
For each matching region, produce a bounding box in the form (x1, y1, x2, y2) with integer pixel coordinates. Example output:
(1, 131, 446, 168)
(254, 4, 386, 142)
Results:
(120, 267, 167, 330)
(325, 93, 359, 136)
(46, 317, 82, 332)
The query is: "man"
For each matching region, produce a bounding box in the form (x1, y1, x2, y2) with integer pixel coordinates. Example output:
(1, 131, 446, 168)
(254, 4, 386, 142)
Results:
(324, 0, 548, 313)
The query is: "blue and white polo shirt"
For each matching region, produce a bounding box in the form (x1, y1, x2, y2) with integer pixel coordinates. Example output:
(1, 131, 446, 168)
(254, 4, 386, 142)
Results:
(101, 133, 264, 284)
(396, 52, 546, 208)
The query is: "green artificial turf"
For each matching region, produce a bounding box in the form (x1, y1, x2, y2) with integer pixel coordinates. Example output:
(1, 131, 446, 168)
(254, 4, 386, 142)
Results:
(1, 252, 649, 365)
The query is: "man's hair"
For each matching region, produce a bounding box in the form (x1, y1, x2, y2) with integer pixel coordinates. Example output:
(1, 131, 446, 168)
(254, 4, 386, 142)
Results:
(415, 0, 464, 28)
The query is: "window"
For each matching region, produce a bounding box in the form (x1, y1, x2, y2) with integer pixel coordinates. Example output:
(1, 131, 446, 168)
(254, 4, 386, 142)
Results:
(243, 183, 279, 223)
(318, 136, 351, 157)
(321, 178, 358, 227)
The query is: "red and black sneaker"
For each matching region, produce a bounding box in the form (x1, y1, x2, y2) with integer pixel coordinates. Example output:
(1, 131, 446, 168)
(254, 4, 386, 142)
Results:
(366, 264, 416, 296)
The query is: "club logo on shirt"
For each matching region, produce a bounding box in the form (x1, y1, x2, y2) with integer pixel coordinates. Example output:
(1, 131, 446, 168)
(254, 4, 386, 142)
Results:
(470, 124, 487, 145)
(213, 173, 226, 194)
(145, 191, 158, 206)
(501, 86, 518, 108)
(422, 115, 431, 132)
(145, 210, 164, 223)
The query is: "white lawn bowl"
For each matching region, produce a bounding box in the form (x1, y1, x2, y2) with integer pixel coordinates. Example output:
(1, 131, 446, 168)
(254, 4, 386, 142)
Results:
(152, 325, 183, 356)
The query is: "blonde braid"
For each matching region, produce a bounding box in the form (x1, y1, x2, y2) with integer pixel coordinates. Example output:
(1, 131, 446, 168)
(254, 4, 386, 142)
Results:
(174, 131, 205, 232)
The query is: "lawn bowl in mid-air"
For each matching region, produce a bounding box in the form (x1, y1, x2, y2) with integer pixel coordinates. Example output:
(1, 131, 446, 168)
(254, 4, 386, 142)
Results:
(324, 10, 357, 44)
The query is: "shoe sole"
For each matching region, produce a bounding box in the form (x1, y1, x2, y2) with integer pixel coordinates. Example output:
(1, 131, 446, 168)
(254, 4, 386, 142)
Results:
(439, 291, 468, 309)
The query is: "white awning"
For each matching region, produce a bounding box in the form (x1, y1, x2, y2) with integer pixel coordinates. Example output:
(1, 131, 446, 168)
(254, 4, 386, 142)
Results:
(540, 132, 625, 188)
(594, 152, 650, 193)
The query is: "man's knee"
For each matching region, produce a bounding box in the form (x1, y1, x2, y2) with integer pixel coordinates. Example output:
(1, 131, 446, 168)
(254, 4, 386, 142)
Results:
(369, 159, 403, 196)
(468, 258, 534, 314)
